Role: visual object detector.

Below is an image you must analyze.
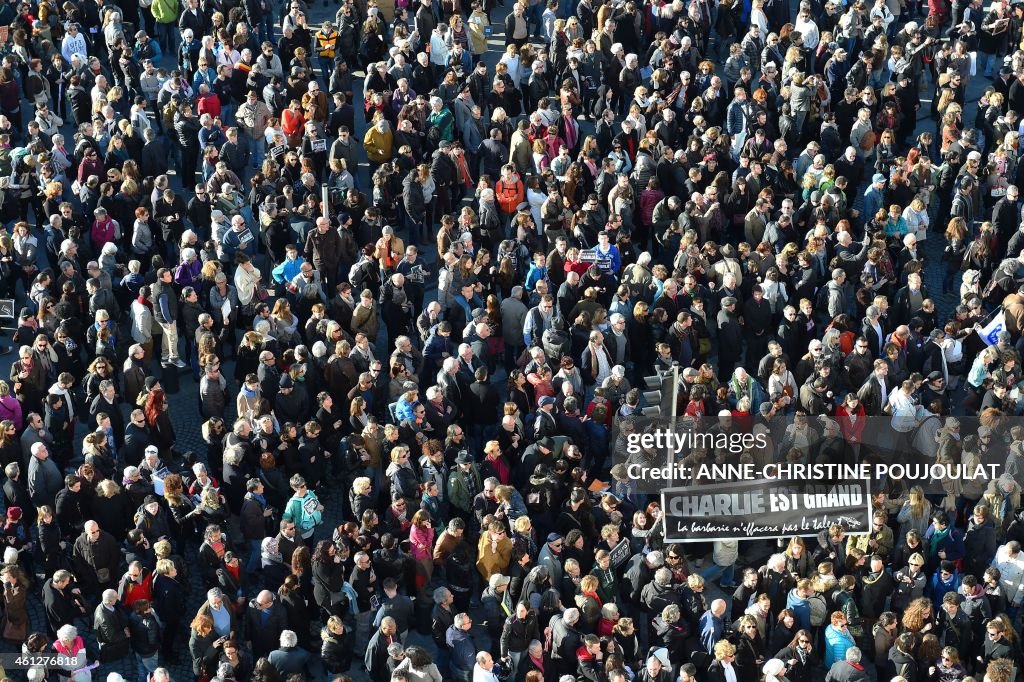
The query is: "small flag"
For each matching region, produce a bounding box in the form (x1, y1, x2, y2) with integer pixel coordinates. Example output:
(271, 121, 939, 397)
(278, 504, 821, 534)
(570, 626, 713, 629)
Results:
(977, 310, 1007, 345)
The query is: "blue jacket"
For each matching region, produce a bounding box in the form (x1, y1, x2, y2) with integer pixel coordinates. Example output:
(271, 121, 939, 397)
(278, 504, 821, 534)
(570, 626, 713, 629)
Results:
(922, 524, 965, 565)
(395, 396, 417, 423)
(499, 489, 529, 522)
(423, 331, 454, 367)
(698, 610, 723, 654)
(220, 225, 255, 260)
(525, 263, 548, 291)
(726, 100, 748, 136)
(786, 589, 811, 631)
(198, 125, 225, 149)
(447, 625, 477, 672)
(596, 244, 621, 273)
(272, 256, 304, 285)
(863, 186, 885, 224)
(824, 624, 856, 668)
(927, 569, 962, 611)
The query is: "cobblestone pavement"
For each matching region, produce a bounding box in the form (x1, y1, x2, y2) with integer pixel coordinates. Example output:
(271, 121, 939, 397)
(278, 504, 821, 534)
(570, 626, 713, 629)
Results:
(0, 5, 992, 682)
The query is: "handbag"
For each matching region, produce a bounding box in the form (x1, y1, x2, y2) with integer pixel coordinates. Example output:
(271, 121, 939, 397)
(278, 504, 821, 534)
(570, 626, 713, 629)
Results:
(256, 285, 270, 301)
(860, 130, 876, 150)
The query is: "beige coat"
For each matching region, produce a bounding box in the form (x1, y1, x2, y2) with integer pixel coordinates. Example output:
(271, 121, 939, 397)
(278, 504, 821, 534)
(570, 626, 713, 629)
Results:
(467, 10, 489, 54)
(509, 130, 532, 176)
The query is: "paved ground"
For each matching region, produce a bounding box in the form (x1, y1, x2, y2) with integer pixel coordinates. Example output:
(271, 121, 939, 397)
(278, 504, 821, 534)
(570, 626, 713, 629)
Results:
(0, 6, 996, 682)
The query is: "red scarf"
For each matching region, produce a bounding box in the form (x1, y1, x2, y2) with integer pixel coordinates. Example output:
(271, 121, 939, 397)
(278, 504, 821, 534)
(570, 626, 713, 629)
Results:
(137, 293, 152, 310)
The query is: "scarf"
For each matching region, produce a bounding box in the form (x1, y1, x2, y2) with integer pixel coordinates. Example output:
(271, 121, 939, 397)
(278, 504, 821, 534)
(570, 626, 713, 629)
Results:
(928, 526, 949, 557)
(137, 293, 152, 310)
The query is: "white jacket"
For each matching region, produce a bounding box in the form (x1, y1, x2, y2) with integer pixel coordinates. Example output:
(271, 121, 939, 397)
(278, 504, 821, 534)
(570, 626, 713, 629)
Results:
(130, 299, 154, 344)
(713, 539, 739, 567)
(995, 545, 1024, 605)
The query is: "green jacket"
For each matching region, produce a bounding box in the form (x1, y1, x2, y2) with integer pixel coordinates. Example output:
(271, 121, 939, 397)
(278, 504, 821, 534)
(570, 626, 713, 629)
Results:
(447, 466, 481, 513)
(152, 0, 179, 25)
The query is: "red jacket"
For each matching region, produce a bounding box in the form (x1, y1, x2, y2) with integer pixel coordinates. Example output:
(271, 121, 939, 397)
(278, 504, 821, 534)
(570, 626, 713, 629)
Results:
(120, 570, 154, 607)
(196, 92, 222, 119)
(835, 403, 867, 443)
(496, 175, 524, 214)
(91, 216, 117, 250)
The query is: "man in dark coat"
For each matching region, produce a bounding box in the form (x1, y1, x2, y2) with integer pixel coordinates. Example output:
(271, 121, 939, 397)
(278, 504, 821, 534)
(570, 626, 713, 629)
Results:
(365, 616, 399, 682)
(268, 629, 322, 678)
(742, 287, 773, 367)
(122, 410, 153, 468)
(991, 184, 1020, 248)
(467, 367, 502, 434)
(825, 647, 870, 682)
(2, 463, 34, 527)
(549, 607, 583, 677)
(43, 570, 87, 636)
(716, 297, 743, 380)
(94, 589, 132, 662)
(245, 590, 288, 659)
(72, 521, 122, 597)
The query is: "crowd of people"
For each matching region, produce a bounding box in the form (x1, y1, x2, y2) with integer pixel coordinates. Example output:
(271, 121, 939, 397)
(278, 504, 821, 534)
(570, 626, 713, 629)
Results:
(2, 0, 1024, 676)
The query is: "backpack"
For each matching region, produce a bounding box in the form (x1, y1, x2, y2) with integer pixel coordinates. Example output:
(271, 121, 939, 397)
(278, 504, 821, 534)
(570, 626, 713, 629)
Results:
(905, 414, 940, 458)
(348, 259, 368, 289)
(622, 264, 651, 300)
(9, 148, 29, 170)
(808, 592, 828, 627)
(815, 285, 831, 316)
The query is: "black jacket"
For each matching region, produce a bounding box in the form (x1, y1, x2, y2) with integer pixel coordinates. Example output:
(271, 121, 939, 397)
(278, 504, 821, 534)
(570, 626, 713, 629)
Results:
(94, 603, 131, 662)
(500, 613, 540, 657)
(322, 630, 352, 673)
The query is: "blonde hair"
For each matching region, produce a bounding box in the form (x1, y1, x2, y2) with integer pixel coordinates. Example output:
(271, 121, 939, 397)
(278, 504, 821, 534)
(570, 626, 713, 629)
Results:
(714, 640, 737, 660)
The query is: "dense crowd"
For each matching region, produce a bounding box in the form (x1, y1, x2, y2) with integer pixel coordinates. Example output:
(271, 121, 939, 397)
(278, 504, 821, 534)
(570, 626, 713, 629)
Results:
(2, 0, 1024, 677)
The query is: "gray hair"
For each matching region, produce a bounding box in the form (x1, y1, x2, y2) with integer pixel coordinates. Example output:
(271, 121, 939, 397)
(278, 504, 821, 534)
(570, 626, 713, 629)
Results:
(654, 567, 673, 585)
(433, 587, 451, 602)
(563, 608, 580, 624)
(845, 648, 862, 663)
(280, 630, 298, 647)
(102, 589, 118, 605)
(56, 624, 78, 643)
(454, 612, 471, 627)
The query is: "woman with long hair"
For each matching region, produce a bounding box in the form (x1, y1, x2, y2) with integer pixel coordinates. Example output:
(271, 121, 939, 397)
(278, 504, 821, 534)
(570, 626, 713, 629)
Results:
(395, 646, 443, 682)
(0, 419, 19, 468)
(289, 544, 314, 602)
(144, 388, 176, 460)
(0, 563, 29, 642)
(409, 509, 435, 599)
(943, 217, 969, 295)
(321, 614, 352, 674)
(188, 613, 222, 679)
(311, 540, 347, 618)
(897, 486, 933, 541)
(92, 479, 130, 542)
(36, 505, 63, 579)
